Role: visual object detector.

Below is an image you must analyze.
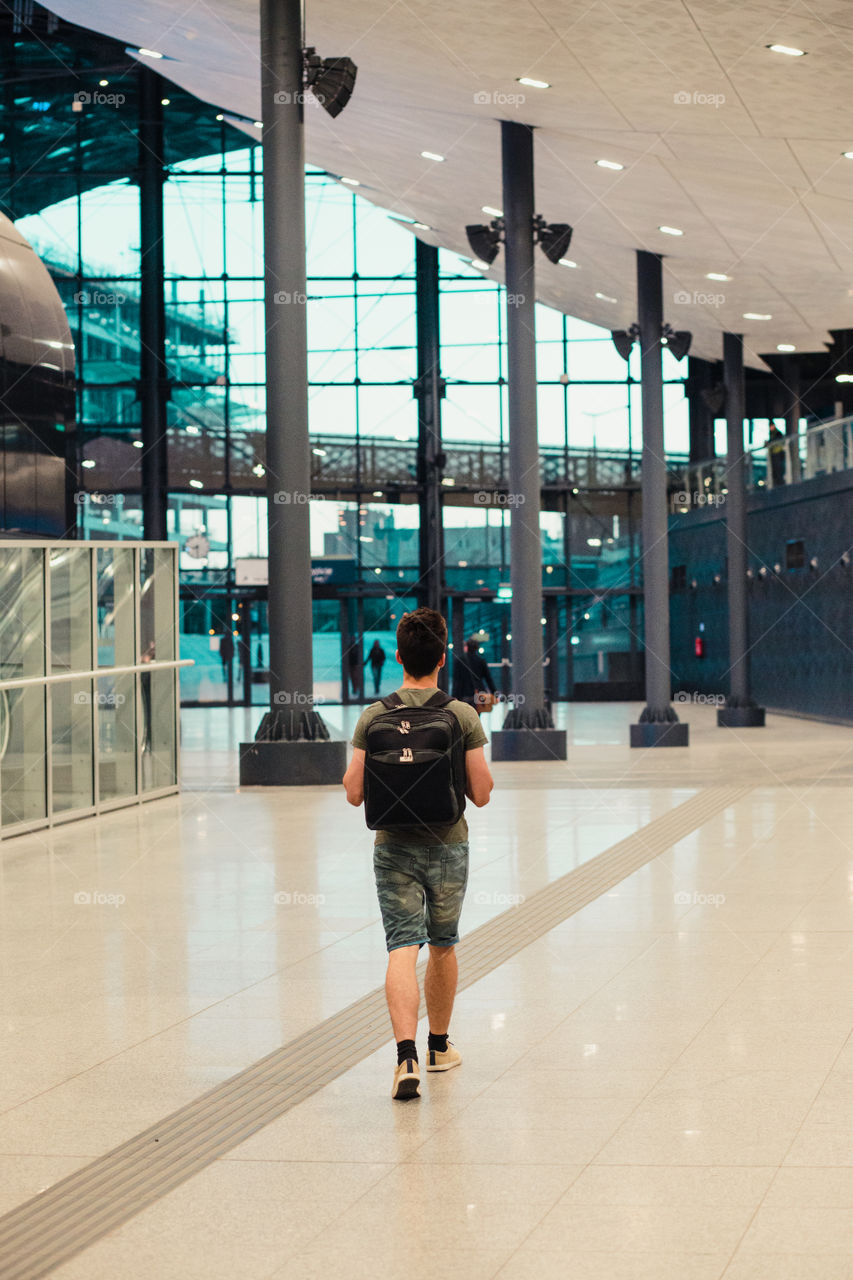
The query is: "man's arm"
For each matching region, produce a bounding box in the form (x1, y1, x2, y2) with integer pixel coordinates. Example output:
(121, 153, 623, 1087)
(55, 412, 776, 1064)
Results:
(343, 747, 365, 806)
(465, 746, 494, 807)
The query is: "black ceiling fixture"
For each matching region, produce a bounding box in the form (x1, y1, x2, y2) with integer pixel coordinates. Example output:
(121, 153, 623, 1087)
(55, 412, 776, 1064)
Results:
(533, 216, 573, 264)
(661, 323, 692, 361)
(303, 47, 357, 118)
(465, 218, 504, 264)
(611, 324, 640, 360)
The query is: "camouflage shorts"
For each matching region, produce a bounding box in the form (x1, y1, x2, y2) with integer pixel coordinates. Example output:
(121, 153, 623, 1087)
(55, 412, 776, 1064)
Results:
(374, 841, 469, 952)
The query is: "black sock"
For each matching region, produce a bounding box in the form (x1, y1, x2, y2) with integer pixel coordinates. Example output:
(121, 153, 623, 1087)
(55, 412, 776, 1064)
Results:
(428, 1031, 448, 1054)
(396, 1038, 417, 1065)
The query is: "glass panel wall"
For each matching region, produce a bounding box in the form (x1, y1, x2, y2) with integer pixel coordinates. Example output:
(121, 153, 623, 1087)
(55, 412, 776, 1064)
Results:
(0, 547, 47, 826)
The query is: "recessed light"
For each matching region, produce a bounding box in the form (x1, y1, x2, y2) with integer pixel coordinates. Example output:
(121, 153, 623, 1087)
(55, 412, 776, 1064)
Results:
(743, 312, 772, 320)
(767, 43, 805, 56)
(706, 272, 730, 281)
(215, 113, 224, 121)
(161, 98, 170, 106)
(420, 150, 445, 162)
(189, 479, 203, 489)
(836, 373, 853, 383)
(340, 176, 360, 186)
(595, 292, 617, 303)
(253, 120, 262, 129)
(517, 77, 550, 89)
(659, 225, 683, 236)
(471, 259, 491, 270)
(596, 159, 623, 171)
(559, 258, 579, 268)
(136, 47, 164, 59)
(412, 221, 431, 230)
(843, 152, 853, 160)
(99, 79, 109, 87)
(777, 343, 796, 352)
(481, 205, 503, 217)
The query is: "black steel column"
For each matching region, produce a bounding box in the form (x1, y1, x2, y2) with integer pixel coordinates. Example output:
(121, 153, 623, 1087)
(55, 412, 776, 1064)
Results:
(784, 355, 802, 483)
(490, 120, 566, 761)
(414, 239, 444, 613)
(686, 356, 716, 463)
(630, 250, 687, 747)
(138, 67, 168, 541)
(718, 332, 765, 728)
(239, 0, 345, 784)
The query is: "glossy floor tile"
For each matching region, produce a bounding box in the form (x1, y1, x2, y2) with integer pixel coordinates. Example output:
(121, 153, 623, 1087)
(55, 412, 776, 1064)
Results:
(1, 703, 851, 1278)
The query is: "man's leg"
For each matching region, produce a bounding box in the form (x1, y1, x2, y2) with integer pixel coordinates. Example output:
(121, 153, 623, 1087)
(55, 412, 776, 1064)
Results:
(385, 944, 420, 1041)
(424, 944, 457, 1035)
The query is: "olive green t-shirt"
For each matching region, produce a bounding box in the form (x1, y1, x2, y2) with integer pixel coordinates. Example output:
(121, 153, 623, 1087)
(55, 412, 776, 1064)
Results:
(352, 687, 487, 846)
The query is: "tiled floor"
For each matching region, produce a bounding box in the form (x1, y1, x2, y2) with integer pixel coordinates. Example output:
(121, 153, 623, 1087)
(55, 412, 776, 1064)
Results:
(2, 702, 853, 1278)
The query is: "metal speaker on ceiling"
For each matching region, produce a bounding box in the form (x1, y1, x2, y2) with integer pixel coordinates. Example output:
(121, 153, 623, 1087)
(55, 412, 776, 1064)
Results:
(611, 323, 640, 361)
(661, 324, 692, 361)
(465, 220, 503, 265)
(536, 221, 573, 264)
(701, 383, 726, 415)
(303, 47, 358, 118)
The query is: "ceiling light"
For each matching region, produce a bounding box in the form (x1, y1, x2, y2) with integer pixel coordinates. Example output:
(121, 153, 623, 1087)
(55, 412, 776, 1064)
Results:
(706, 272, 730, 281)
(189, 479, 203, 489)
(412, 221, 431, 230)
(481, 205, 503, 217)
(253, 120, 263, 129)
(135, 47, 164, 59)
(99, 79, 109, 87)
(81, 459, 96, 468)
(661, 324, 692, 361)
(596, 292, 617, 303)
(843, 152, 853, 160)
(517, 77, 550, 89)
(470, 259, 492, 269)
(743, 312, 771, 320)
(340, 176, 360, 186)
(161, 98, 170, 106)
(303, 47, 358, 118)
(659, 225, 683, 236)
(767, 43, 805, 56)
(836, 373, 853, 383)
(596, 159, 623, 170)
(132, 440, 143, 448)
(777, 343, 796, 352)
(215, 113, 224, 121)
(559, 258, 579, 268)
(421, 150, 445, 162)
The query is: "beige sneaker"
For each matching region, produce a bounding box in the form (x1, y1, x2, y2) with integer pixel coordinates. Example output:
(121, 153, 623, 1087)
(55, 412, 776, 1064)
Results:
(391, 1057, 421, 1100)
(426, 1042, 462, 1072)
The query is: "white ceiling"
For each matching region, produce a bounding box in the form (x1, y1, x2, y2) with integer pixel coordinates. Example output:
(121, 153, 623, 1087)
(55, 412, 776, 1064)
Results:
(52, 0, 853, 368)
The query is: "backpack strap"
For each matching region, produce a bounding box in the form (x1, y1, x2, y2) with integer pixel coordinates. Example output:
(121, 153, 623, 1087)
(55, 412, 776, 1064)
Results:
(380, 692, 405, 709)
(425, 689, 452, 708)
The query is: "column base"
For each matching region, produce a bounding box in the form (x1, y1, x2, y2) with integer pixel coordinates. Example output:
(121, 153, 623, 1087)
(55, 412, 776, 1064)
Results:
(630, 721, 690, 748)
(490, 728, 567, 761)
(239, 739, 347, 786)
(717, 705, 766, 728)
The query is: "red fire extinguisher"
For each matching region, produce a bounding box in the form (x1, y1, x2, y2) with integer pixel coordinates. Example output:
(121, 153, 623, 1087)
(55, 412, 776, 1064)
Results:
(694, 635, 705, 658)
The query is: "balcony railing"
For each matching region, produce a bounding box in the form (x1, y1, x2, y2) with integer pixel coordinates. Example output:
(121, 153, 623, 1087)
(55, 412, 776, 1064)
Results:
(678, 415, 853, 501)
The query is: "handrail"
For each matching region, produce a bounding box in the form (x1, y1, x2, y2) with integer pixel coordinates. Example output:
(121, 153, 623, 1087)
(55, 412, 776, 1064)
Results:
(0, 657, 194, 692)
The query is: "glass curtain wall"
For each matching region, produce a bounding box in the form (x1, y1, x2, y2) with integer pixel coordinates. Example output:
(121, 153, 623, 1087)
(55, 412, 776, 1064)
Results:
(19, 121, 689, 706)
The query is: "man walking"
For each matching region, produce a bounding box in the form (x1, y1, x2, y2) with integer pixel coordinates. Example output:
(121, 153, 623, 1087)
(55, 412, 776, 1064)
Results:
(343, 607, 494, 1100)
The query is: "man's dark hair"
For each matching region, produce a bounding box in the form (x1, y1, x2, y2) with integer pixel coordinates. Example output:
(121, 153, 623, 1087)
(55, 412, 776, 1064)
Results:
(396, 608, 447, 678)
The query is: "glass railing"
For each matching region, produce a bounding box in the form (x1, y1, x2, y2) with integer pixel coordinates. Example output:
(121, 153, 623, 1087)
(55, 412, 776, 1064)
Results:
(0, 541, 189, 838)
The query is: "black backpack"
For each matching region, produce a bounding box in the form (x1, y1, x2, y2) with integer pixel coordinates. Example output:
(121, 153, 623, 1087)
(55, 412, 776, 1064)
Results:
(363, 690, 466, 831)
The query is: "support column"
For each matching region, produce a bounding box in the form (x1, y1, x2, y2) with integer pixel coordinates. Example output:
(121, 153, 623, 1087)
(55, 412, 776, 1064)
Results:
(718, 332, 765, 728)
(630, 250, 688, 747)
(490, 120, 566, 762)
(783, 355, 802, 483)
(414, 240, 444, 614)
(138, 67, 169, 542)
(239, 0, 345, 784)
(686, 356, 716, 463)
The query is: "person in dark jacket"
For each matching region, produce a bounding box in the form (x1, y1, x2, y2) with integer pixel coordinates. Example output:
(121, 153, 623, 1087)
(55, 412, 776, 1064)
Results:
(368, 640, 386, 695)
(452, 638, 496, 714)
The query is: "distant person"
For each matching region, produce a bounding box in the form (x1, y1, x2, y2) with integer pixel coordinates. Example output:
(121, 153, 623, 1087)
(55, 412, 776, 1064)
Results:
(218, 629, 234, 677)
(343, 608, 494, 1101)
(768, 422, 786, 487)
(346, 638, 363, 699)
(452, 638, 497, 715)
(368, 640, 386, 695)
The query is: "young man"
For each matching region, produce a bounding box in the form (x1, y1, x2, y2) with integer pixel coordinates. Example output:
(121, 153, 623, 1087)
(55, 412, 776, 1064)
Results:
(343, 607, 494, 1100)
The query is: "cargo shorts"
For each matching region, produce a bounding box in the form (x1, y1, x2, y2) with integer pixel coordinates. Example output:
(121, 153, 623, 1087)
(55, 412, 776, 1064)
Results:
(374, 841, 469, 952)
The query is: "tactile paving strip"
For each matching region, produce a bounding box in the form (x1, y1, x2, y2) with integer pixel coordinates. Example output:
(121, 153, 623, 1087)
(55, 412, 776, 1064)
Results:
(0, 784, 751, 1278)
